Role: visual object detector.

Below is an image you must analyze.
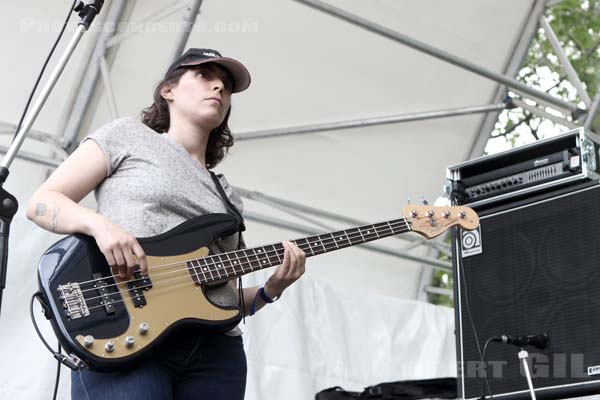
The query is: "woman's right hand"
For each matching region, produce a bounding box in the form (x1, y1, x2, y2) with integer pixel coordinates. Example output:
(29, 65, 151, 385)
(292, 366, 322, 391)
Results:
(90, 214, 148, 279)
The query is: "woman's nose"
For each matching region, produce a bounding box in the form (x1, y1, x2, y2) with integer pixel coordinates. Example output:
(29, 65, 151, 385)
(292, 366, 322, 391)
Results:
(212, 79, 224, 92)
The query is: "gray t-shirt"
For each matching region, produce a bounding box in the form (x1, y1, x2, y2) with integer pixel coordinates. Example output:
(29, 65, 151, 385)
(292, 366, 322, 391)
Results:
(84, 116, 244, 334)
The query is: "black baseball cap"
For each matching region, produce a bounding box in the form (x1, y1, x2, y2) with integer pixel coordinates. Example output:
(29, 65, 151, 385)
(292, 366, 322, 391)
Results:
(167, 48, 251, 93)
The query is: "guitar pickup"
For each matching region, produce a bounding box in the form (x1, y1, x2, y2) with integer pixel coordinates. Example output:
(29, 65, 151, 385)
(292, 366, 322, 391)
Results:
(127, 271, 152, 308)
(92, 273, 116, 315)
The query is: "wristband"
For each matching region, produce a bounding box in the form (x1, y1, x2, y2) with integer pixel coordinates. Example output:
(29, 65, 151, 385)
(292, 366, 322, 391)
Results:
(249, 286, 279, 316)
(259, 286, 278, 303)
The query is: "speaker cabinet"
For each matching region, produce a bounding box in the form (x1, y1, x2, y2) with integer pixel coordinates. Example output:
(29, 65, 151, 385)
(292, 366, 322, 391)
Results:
(453, 182, 600, 400)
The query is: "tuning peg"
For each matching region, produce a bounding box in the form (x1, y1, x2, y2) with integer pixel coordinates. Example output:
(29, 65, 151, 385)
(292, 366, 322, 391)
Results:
(421, 197, 429, 205)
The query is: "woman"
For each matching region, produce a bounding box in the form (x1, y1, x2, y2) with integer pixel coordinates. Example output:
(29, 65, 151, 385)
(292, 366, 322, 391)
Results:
(26, 48, 306, 399)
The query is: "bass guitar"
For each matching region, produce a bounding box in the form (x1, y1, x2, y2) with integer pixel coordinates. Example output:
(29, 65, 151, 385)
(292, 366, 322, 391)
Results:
(37, 205, 478, 371)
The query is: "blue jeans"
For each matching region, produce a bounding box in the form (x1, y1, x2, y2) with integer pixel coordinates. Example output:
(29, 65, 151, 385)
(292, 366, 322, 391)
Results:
(71, 329, 246, 400)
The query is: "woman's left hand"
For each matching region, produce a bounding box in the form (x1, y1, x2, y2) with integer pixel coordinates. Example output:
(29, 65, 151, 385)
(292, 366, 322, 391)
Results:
(264, 241, 306, 298)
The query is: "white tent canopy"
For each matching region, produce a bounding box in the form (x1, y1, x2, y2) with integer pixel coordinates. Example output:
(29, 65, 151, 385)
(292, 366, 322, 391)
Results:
(2, 1, 583, 399)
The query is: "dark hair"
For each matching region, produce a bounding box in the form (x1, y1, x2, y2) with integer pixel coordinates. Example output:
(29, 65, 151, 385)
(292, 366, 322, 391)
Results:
(141, 65, 234, 169)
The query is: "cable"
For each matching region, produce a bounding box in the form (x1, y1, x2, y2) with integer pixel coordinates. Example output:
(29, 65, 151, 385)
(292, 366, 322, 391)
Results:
(30, 292, 83, 400)
(456, 229, 493, 399)
(480, 337, 495, 400)
(30, 293, 56, 354)
(53, 343, 62, 400)
(30, 293, 63, 399)
(12, 0, 77, 142)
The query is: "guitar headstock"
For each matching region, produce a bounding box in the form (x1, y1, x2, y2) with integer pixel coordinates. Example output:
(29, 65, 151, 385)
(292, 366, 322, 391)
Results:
(402, 205, 479, 239)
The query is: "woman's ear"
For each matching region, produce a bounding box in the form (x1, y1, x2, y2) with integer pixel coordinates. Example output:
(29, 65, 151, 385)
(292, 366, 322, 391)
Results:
(160, 84, 174, 102)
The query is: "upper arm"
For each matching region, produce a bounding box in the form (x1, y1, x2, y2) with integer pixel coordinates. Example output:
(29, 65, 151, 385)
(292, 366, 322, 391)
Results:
(34, 139, 108, 203)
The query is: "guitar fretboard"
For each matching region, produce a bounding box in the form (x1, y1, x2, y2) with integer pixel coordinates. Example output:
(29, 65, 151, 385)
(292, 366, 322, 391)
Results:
(186, 218, 411, 284)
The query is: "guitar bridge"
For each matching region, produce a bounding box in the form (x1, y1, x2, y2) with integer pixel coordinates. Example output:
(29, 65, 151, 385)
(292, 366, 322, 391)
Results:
(57, 282, 90, 320)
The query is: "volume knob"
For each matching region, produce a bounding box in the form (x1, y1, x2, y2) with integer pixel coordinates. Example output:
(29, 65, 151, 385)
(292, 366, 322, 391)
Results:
(105, 341, 115, 353)
(139, 322, 149, 335)
(83, 335, 94, 348)
(125, 336, 135, 348)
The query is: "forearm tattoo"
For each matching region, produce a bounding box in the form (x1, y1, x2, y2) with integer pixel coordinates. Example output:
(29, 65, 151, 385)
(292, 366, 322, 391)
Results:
(35, 202, 60, 232)
(35, 203, 47, 216)
(51, 205, 60, 232)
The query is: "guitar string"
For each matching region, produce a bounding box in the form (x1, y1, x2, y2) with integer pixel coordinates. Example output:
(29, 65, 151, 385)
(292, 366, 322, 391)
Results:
(83, 276, 240, 314)
(77, 216, 466, 314)
(76, 218, 411, 288)
(74, 218, 413, 293)
(75, 221, 414, 306)
(76, 221, 412, 304)
(80, 223, 416, 313)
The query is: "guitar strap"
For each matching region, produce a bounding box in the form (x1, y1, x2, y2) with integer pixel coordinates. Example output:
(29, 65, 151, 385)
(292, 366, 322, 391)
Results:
(209, 171, 247, 319)
(209, 171, 246, 234)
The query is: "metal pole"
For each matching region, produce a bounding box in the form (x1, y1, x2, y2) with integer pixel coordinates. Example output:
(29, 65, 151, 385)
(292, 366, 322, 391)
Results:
(584, 87, 600, 131)
(291, 0, 581, 115)
(61, 0, 128, 150)
(0, 123, 68, 156)
(512, 98, 578, 129)
(510, 88, 573, 117)
(0, 146, 62, 169)
(2, 25, 87, 168)
(539, 16, 592, 107)
(235, 103, 506, 141)
(244, 211, 453, 271)
(105, 1, 187, 49)
(170, 0, 204, 63)
(99, 56, 119, 119)
(468, 0, 547, 158)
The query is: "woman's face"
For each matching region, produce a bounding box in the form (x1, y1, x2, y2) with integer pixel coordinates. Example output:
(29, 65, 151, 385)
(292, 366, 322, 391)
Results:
(166, 63, 233, 129)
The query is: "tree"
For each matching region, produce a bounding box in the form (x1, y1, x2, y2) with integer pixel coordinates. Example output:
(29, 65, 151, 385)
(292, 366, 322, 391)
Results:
(430, 0, 600, 307)
(486, 0, 600, 154)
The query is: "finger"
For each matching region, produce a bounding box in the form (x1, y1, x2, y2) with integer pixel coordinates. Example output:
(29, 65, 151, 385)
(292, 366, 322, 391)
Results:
(104, 250, 117, 269)
(123, 248, 138, 279)
(132, 243, 148, 276)
(288, 243, 305, 278)
(281, 241, 292, 267)
(112, 249, 127, 278)
(284, 243, 299, 279)
(293, 245, 306, 275)
(113, 247, 126, 267)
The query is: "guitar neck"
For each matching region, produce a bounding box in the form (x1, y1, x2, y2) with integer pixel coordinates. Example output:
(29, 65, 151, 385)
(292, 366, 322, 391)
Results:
(187, 218, 411, 284)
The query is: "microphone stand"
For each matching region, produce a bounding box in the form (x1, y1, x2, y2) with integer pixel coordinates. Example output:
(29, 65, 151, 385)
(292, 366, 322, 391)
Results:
(518, 349, 537, 400)
(0, 0, 104, 319)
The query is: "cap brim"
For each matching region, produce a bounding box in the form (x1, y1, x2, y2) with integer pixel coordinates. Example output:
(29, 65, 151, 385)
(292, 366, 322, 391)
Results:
(180, 57, 251, 93)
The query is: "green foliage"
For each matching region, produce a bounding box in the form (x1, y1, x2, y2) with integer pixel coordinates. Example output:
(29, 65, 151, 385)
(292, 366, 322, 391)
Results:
(429, 266, 454, 308)
(486, 0, 600, 153)
(431, 1, 600, 307)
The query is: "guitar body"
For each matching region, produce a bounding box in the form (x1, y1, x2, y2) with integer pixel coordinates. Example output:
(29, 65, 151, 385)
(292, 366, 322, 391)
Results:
(37, 213, 243, 371)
